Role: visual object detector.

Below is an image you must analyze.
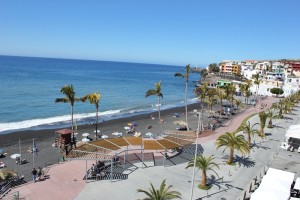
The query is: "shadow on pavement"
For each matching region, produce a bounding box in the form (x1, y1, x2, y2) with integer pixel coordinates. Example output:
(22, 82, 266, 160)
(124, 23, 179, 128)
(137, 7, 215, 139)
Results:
(234, 155, 255, 168)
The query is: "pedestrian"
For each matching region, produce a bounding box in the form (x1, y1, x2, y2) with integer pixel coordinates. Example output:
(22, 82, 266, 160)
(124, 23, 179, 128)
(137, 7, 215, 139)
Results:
(91, 164, 95, 172)
(37, 167, 42, 181)
(31, 168, 37, 182)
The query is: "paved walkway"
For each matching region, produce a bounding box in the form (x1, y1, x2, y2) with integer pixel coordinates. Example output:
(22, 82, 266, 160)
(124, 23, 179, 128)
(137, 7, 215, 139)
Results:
(11, 96, 296, 200)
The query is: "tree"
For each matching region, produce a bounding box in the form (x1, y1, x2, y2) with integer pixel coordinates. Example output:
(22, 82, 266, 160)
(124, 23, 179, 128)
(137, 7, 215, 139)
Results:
(270, 88, 284, 97)
(137, 179, 182, 200)
(215, 132, 250, 165)
(282, 98, 295, 114)
(175, 64, 191, 130)
(205, 89, 216, 116)
(253, 73, 261, 98)
(194, 82, 208, 111)
(82, 92, 101, 139)
(200, 68, 208, 79)
(237, 121, 260, 145)
(186, 155, 220, 189)
(208, 63, 220, 73)
(266, 108, 280, 128)
(55, 84, 80, 135)
(215, 87, 225, 106)
(234, 99, 244, 113)
(258, 111, 268, 137)
(146, 81, 163, 121)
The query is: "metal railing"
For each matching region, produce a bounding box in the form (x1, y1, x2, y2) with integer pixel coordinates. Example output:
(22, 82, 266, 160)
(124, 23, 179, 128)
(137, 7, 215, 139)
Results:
(0, 191, 19, 200)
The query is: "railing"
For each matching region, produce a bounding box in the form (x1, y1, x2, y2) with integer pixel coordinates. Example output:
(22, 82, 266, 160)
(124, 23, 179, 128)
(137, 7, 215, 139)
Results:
(0, 177, 25, 199)
(0, 191, 19, 200)
(0, 180, 13, 198)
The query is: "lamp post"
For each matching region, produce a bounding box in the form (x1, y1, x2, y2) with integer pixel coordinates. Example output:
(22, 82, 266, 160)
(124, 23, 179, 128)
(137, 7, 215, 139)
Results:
(190, 109, 202, 200)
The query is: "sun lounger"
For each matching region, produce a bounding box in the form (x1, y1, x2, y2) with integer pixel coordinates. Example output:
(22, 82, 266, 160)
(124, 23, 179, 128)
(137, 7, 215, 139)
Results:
(134, 132, 141, 137)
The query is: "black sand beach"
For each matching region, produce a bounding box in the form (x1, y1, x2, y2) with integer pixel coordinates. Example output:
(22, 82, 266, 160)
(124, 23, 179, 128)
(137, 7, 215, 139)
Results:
(0, 100, 250, 182)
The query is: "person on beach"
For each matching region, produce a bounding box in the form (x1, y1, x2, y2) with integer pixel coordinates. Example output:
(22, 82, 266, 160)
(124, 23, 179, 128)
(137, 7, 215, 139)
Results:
(37, 167, 42, 181)
(31, 168, 37, 182)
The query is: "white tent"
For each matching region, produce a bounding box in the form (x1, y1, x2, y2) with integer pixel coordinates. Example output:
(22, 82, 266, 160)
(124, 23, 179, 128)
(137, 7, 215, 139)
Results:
(288, 124, 300, 130)
(250, 168, 294, 200)
(251, 188, 289, 200)
(259, 176, 290, 194)
(286, 129, 300, 139)
(266, 168, 295, 184)
(294, 177, 300, 190)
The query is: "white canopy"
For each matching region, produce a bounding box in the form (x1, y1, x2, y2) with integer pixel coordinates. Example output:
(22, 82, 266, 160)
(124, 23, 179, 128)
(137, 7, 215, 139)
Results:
(266, 168, 295, 184)
(288, 124, 300, 130)
(251, 188, 289, 200)
(294, 177, 300, 190)
(250, 168, 294, 200)
(285, 129, 300, 139)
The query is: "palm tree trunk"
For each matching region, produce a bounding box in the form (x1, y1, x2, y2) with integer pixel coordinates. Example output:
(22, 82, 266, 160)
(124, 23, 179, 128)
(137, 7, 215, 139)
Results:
(71, 105, 74, 132)
(201, 170, 207, 187)
(158, 96, 161, 120)
(158, 96, 164, 133)
(228, 148, 234, 164)
(247, 133, 251, 145)
(96, 106, 99, 140)
(185, 82, 189, 130)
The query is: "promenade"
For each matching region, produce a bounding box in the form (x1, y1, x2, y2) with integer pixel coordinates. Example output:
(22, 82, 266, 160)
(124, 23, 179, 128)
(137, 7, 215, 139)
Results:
(10, 96, 300, 200)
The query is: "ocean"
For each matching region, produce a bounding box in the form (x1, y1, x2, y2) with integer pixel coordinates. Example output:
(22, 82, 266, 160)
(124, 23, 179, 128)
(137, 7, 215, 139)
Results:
(0, 55, 201, 134)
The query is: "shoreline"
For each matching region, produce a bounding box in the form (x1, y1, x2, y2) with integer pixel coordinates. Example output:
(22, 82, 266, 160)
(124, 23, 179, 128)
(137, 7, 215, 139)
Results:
(0, 102, 202, 147)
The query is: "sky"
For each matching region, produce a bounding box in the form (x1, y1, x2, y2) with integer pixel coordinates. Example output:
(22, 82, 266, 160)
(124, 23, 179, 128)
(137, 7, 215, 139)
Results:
(0, 0, 299, 66)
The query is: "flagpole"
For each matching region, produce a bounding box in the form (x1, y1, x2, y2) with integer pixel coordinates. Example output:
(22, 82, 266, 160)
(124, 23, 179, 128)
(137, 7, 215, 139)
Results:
(19, 139, 22, 175)
(190, 109, 201, 200)
(32, 138, 35, 168)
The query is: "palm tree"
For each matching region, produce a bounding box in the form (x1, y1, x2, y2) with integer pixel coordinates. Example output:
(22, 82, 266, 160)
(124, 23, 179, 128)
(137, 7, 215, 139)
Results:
(82, 92, 101, 139)
(253, 73, 261, 99)
(258, 111, 268, 137)
(234, 99, 244, 113)
(205, 89, 216, 116)
(215, 132, 250, 165)
(282, 98, 295, 114)
(137, 179, 182, 200)
(237, 121, 260, 145)
(215, 87, 224, 106)
(186, 155, 220, 189)
(194, 82, 208, 110)
(55, 84, 80, 133)
(266, 108, 280, 128)
(146, 81, 163, 121)
(175, 64, 191, 130)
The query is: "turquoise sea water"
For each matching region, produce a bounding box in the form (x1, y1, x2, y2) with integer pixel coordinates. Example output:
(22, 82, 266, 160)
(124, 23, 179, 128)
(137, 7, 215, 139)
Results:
(0, 55, 200, 134)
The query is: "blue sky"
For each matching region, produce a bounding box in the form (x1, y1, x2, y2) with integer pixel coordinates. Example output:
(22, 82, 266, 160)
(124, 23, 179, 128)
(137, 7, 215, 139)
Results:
(0, 1, 299, 66)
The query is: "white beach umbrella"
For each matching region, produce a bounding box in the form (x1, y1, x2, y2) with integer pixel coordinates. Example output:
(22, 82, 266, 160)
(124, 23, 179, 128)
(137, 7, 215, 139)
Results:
(82, 138, 90, 142)
(173, 120, 187, 126)
(82, 133, 89, 137)
(10, 154, 21, 159)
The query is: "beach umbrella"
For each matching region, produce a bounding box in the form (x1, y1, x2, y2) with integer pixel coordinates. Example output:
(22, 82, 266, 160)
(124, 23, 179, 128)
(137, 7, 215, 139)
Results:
(10, 154, 21, 159)
(82, 138, 90, 142)
(124, 126, 130, 130)
(173, 120, 187, 126)
(82, 133, 89, 137)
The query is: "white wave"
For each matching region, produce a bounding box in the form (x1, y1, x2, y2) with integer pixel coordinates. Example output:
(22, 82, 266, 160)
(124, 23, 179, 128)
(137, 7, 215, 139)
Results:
(0, 109, 122, 133)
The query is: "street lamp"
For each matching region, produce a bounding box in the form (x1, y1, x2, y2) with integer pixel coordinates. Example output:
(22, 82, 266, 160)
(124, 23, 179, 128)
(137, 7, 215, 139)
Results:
(190, 109, 202, 200)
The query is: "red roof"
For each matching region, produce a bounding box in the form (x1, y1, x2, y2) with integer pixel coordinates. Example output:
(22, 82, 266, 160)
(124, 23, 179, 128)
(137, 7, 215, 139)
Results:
(55, 129, 73, 135)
